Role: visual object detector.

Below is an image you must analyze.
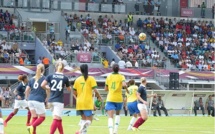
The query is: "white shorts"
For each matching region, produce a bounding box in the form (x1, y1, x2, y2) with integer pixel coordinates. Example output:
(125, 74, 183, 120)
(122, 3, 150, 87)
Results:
(14, 99, 28, 109)
(137, 103, 148, 113)
(28, 101, 46, 115)
(49, 102, 64, 117)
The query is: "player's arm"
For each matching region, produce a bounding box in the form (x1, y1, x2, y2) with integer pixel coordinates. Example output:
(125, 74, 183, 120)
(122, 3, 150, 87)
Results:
(13, 89, 17, 95)
(94, 88, 102, 101)
(124, 85, 129, 94)
(136, 92, 147, 105)
(147, 93, 157, 98)
(25, 86, 31, 100)
(73, 79, 77, 99)
(65, 77, 72, 91)
(41, 80, 50, 91)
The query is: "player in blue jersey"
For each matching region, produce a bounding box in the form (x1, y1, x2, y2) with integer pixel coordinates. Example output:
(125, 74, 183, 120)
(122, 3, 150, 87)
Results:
(132, 77, 156, 131)
(4, 74, 32, 127)
(25, 64, 49, 134)
(41, 61, 71, 134)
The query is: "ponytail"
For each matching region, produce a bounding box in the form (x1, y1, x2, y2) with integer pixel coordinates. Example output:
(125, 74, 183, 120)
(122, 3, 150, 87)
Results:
(112, 63, 119, 73)
(35, 64, 45, 82)
(55, 61, 64, 72)
(18, 74, 27, 82)
(80, 64, 88, 81)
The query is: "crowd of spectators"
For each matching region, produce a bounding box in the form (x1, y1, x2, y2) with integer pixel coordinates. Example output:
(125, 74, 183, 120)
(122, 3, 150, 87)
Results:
(0, 40, 31, 65)
(138, 17, 215, 71)
(63, 13, 166, 68)
(0, 9, 15, 31)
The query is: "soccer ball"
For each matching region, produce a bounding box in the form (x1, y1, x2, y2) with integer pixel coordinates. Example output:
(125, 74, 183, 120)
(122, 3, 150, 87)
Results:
(139, 33, 146, 41)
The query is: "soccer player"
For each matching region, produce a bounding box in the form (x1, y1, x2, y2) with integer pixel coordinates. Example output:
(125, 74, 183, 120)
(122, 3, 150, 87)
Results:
(125, 79, 140, 130)
(105, 63, 127, 134)
(25, 64, 48, 134)
(132, 77, 156, 131)
(93, 97, 103, 121)
(4, 74, 31, 127)
(41, 61, 71, 134)
(73, 64, 102, 134)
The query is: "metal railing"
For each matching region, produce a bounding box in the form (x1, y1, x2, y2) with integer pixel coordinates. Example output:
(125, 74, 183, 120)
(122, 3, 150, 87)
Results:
(0, 31, 36, 42)
(0, 0, 214, 18)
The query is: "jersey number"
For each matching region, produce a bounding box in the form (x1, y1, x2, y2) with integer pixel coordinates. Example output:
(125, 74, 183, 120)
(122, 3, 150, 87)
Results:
(111, 82, 116, 90)
(80, 82, 85, 91)
(51, 80, 63, 91)
(33, 82, 39, 89)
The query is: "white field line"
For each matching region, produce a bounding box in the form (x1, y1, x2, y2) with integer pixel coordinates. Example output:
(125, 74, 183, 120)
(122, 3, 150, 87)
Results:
(8, 123, 214, 134)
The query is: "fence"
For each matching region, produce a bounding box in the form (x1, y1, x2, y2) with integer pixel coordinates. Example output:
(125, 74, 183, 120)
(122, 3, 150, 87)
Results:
(0, 0, 213, 18)
(0, 31, 36, 42)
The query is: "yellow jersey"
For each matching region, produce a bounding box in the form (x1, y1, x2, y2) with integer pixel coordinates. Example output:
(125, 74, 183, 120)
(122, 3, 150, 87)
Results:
(73, 76, 97, 110)
(126, 85, 138, 102)
(106, 73, 125, 102)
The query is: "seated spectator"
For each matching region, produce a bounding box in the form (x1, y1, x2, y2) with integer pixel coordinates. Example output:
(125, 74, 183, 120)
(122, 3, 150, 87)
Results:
(125, 60, 132, 68)
(118, 59, 126, 69)
(206, 95, 214, 116)
(110, 59, 115, 68)
(152, 96, 158, 116)
(194, 97, 205, 116)
(157, 96, 168, 116)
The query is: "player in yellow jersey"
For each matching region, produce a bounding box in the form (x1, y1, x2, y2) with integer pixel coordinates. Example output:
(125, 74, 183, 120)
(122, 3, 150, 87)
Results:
(73, 64, 102, 134)
(125, 79, 140, 130)
(105, 63, 128, 134)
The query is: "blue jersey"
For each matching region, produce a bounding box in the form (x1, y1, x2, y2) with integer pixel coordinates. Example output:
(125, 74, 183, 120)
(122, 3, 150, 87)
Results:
(28, 76, 46, 102)
(137, 85, 147, 103)
(46, 73, 70, 103)
(16, 82, 27, 100)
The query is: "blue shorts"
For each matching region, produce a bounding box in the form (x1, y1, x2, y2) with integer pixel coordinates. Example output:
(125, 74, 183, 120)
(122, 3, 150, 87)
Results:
(105, 102, 123, 111)
(127, 101, 140, 115)
(76, 110, 93, 117)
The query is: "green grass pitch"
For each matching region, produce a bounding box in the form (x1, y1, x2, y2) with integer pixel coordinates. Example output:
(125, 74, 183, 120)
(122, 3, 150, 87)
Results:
(4, 116, 214, 134)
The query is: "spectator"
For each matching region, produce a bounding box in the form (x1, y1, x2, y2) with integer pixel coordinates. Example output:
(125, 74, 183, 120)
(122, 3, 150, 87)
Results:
(206, 95, 214, 116)
(110, 58, 115, 68)
(127, 12, 133, 27)
(201, 2, 206, 18)
(37, 57, 42, 64)
(19, 57, 24, 65)
(157, 96, 168, 116)
(194, 97, 205, 116)
(102, 58, 109, 68)
(49, 23, 55, 40)
(126, 60, 132, 68)
(152, 96, 158, 116)
(118, 59, 126, 69)
(212, 5, 215, 19)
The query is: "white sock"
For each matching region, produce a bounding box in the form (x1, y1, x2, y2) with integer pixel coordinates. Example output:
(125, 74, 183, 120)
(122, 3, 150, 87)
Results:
(0, 118, 4, 133)
(114, 115, 120, 133)
(127, 117, 136, 130)
(108, 118, 113, 134)
(80, 120, 91, 132)
(78, 119, 84, 126)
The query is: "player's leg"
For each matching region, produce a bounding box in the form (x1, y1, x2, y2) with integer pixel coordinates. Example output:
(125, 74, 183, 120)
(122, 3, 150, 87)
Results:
(77, 110, 93, 134)
(25, 106, 32, 126)
(4, 99, 20, 127)
(113, 103, 123, 134)
(93, 106, 99, 121)
(127, 102, 136, 130)
(132, 104, 148, 130)
(105, 102, 115, 134)
(0, 108, 4, 134)
(28, 101, 46, 134)
(50, 102, 64, 134)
